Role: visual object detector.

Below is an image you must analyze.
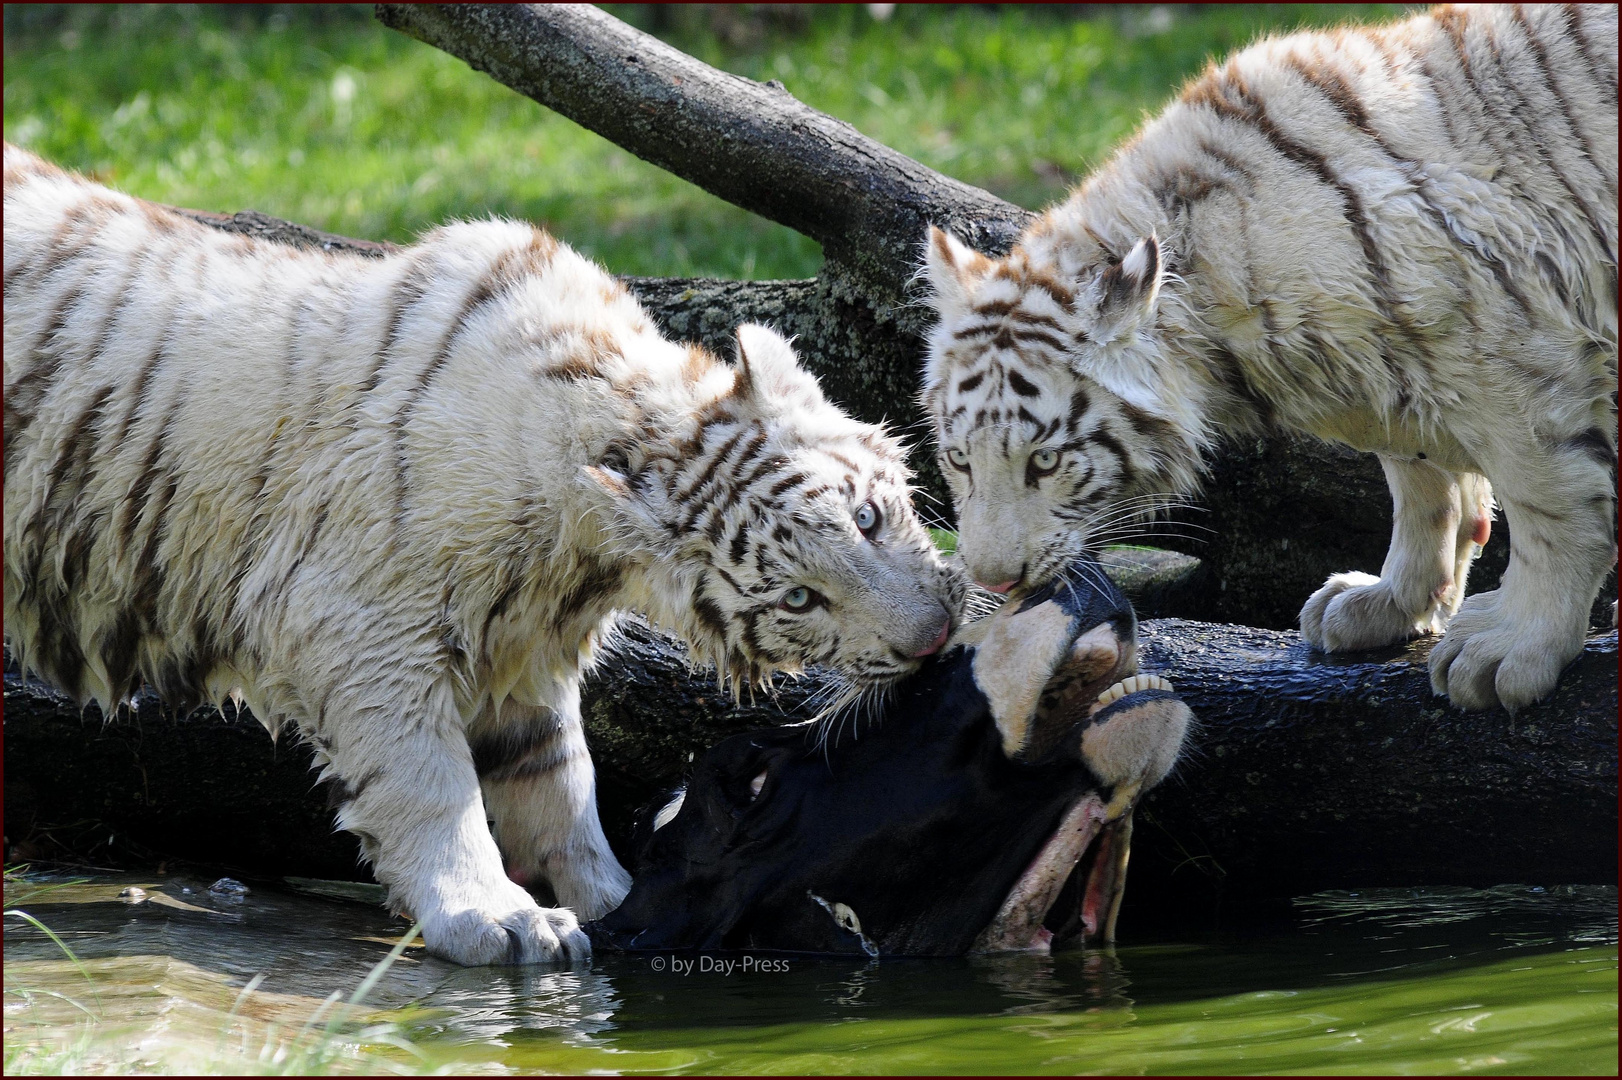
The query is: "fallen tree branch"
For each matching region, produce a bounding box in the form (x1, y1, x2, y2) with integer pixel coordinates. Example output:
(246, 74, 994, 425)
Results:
(1125, 622, 1618, 928)
(169, 206, 396, 259)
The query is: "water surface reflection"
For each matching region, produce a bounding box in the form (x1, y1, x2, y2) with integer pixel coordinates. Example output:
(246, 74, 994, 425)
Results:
(4, 873, 1615, 1073)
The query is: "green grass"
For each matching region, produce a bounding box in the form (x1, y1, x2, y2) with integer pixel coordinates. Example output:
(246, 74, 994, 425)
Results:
(4, 3, 1417, 280)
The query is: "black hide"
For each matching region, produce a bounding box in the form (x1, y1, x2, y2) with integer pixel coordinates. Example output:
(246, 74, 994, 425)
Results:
(588, 559, 1148, 957)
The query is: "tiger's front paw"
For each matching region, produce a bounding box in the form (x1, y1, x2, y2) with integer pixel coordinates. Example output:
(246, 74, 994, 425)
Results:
(421, 882, 591, 966)
(1300, 572, 1440, 652)
(1427, 591, 1580, 712)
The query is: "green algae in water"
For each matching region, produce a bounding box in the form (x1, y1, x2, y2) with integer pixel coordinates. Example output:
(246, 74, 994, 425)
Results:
(485, 949, 1612, 1076)
(4, 874, 1616, 1075)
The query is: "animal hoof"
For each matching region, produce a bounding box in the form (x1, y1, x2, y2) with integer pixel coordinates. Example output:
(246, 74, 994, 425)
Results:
(1079, 685, 1190, 814)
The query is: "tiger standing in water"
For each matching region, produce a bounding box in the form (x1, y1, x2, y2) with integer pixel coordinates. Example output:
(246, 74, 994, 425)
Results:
(923, 4, 1616, 712)
(3, 145, 964, 964)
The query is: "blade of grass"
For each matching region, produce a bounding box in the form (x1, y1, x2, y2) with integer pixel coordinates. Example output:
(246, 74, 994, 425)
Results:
(4, 909, 103, 1014)
(212, 971, 268, 1064)
(344, 922, 422, 1012)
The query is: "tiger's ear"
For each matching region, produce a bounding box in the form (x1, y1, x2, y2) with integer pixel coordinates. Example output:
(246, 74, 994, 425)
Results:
(1090, 235, 1165, 344)
(733, 324, 824, 412)
(924, 225, 994, 316)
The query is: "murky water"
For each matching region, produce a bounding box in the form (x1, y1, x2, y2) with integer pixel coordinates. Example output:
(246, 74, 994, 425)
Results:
(4, 872, 1615, 1075)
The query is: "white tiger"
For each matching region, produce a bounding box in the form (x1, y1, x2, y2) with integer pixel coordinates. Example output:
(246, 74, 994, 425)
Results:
(3, 144, 963, 965)
(923, 3, 1617, 713)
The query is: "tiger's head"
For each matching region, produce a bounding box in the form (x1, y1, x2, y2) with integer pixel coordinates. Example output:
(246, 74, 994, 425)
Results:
(920, 226, 1204, 595)
(593, 324, 966, 693)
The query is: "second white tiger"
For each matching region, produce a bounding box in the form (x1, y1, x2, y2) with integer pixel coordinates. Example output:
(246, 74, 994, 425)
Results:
(923, 4, 1616, 713)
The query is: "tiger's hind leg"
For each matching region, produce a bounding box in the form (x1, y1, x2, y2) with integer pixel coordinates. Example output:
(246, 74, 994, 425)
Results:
(1429, 412, 1618, 711)
(320, 676, 591, 966)
(1301, 456, 1488, 652)
(473, 687, 631, 922)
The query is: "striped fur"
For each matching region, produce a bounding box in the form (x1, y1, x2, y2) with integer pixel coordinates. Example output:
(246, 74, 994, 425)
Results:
(924, 4, 1616, 712)
(3, 145, 962, 964)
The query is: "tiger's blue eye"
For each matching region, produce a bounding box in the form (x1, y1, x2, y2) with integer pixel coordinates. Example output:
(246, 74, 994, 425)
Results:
(780, 587, 815, 612)
(1031, 448, 1061, 474)
(854, 500, 880, 535)
(946, 447, 970, 470)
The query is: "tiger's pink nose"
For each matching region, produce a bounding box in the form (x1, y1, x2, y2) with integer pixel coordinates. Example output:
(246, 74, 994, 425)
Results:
(978, 580, 1017, 595)
(913, 619, 953, 657)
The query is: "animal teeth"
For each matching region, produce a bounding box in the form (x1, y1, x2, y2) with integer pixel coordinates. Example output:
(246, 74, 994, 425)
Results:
(1094, 674, 1175, 707)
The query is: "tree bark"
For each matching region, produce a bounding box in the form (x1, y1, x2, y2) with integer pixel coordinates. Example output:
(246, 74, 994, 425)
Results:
(6, 624, 1614, 921)
(1123, 622, 1619, 930)
(169, 206, 397, 259)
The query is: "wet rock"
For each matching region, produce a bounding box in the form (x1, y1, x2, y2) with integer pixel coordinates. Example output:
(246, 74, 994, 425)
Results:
(1096, 547, 1202, 619)
(208, 877, 250, 900)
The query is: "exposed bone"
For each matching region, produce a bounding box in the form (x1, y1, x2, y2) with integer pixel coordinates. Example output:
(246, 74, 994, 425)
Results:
(971, 794, 1107, 954)
(1103, 814, 1133, 943)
